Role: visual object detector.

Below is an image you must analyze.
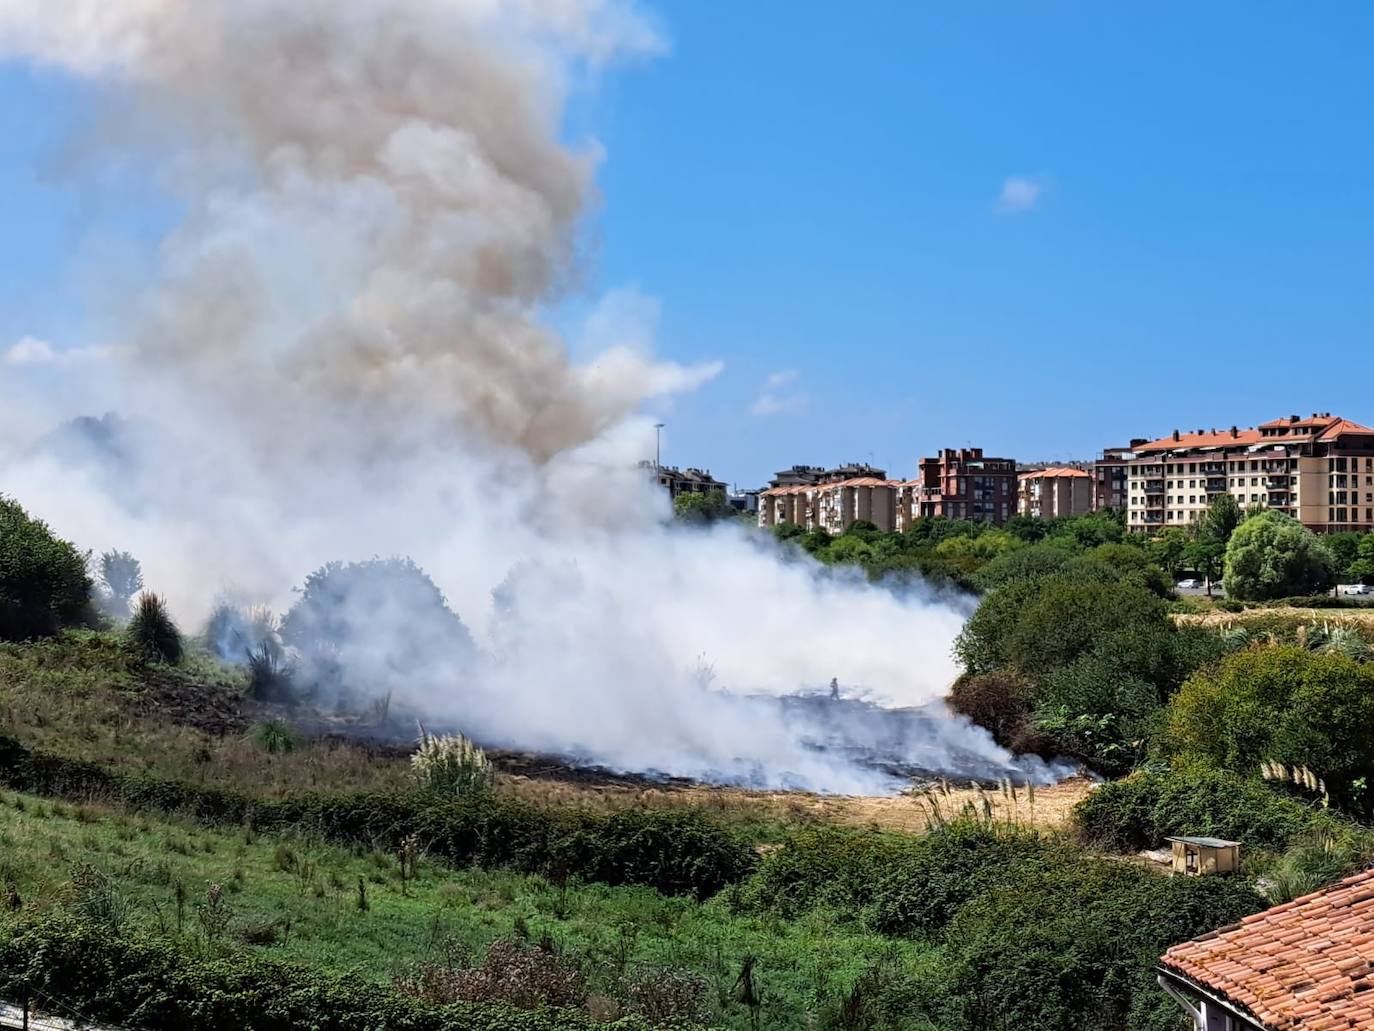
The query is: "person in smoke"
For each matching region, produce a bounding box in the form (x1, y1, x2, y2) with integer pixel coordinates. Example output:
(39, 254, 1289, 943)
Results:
(830, 677, 840, 701)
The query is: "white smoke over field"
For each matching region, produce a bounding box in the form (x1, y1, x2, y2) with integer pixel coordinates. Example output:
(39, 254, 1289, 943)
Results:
(0, 0, 1064, 793)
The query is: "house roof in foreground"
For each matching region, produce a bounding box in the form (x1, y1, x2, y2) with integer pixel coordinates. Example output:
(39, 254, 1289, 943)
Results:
(1162, 868, 1374, 1030)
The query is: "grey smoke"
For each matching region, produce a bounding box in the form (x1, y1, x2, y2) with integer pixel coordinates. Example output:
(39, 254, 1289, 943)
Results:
(0, 0, 1070, 793)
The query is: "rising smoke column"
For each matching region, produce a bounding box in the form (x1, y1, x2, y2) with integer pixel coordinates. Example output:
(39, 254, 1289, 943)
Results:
(0, 0, 1064, 792)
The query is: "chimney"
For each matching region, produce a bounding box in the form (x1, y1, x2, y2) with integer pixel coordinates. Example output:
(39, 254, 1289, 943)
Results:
(1171, 429, 1180, 442)
(1230, 426, 1238, 438)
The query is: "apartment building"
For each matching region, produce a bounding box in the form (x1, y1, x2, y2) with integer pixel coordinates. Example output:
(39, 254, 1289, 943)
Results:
(1125, 413, 1374, 534)
(1018, 467, 1093, 519)
(1094, 443, 1145, 510)
(917, 448, 1018, 525)
(642, 462, 728, 500)
(757, 464, 898, 533)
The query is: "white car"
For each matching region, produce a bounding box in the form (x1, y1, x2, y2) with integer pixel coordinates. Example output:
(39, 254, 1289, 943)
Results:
(1341, 584, 1372, 596)
(1176, 579, 1203, 590)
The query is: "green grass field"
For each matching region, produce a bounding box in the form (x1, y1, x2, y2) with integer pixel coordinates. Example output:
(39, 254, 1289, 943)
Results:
(0, 789, 936, 1029)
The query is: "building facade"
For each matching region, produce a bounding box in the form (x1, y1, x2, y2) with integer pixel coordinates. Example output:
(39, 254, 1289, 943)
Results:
(1095, 442, 1146, 511)
(643, 462, 728, 500)
(1018, 467, 1094, 519)
(1125, 414, 1374, 534)
(756, 464, 898, 533)
(917, 448, 1018, 525)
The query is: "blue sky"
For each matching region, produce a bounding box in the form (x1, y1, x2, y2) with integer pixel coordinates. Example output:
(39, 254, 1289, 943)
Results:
(4, 3, 1374, 489)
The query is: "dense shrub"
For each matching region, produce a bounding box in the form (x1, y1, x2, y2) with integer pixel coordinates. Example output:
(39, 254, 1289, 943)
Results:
(733, 826, 920, 918)
(1072, 767, 1345, 853)
(931, 856, 1263, 1031)
(948, 672, 1051, 755)
(1223, 510, 1335, 600)
(0, 919, 663, 1031)
(736, 819, 1057, 937)
(94, 549, 142, 619)
(1001, 580, 1168, 681)
(0, 495, 92, 641)
(123, 593, 183, 665)
(282, 558, 474, 707)
(1033, 625, 1234, 774)
(1162, 646, 1374, 809)
(970, 542, 1075, 592)
(0, 734, 754, 899)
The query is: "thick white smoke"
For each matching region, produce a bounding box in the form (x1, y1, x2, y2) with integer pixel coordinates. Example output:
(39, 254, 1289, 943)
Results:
(0, 0, 1064, 793)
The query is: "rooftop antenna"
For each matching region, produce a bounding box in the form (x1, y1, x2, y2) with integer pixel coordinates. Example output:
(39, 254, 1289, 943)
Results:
(654, 422, 665, 470)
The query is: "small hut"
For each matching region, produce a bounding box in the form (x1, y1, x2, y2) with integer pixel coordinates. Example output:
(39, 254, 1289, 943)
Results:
(1165, 836, 1240, 877)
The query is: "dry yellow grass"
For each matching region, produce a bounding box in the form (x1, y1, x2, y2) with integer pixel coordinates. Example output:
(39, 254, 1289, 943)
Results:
(501, 773, 1097, 835)
(1174, 606, 1374, 628)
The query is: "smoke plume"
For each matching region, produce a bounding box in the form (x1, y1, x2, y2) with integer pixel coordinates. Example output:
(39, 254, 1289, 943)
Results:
(0, 0, 1065, 793)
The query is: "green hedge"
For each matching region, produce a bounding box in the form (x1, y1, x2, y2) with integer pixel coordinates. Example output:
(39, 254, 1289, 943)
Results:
(0, 919, 669, 1031)
(1072, 767, 1346, 853)
(0, 734, 755, 899)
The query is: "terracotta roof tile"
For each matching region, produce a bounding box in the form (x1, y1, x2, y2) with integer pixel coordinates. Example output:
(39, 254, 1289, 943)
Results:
(1162, 869, 1374, 1030)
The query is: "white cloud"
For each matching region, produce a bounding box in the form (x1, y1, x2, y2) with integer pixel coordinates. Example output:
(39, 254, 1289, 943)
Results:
(750, 368, 809, 417)
(4, 337, 121, 367)
(995, 175, 1045, 215)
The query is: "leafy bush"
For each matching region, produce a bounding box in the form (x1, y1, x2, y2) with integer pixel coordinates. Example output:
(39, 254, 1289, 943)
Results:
(282, 558, 474, 707)
(0, 734, 754, 899)
(1072, 767, 1346, 853)
(1001, 580, 1168, 681)
(733, 826, 920, 919)
(123, 593, 183, 665)
(245, 637, 296, 702)
(411, 725, 494, 796)
(0, 495, 92, 641)
(931, 855, 1262, 1031)
(736, 819, 1057, 937)
(96, 549, 143, 607)
(1033, 625, 1234, 774)
(247, 720, 296, 756)
(1223, 510, 1336, 600)
(1162, 646, 1374, 809)
(948, 672, 1050, 755)
(0, 919, 664, 1031)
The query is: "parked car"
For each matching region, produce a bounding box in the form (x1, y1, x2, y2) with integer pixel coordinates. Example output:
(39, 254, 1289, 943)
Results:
(1176, 579, 1203, 590)
(1341, 584, 1373, 596)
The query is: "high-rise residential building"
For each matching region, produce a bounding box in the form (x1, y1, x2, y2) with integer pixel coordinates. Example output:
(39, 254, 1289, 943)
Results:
(1094, 442, 1147, 511)
(917, 448, 1018, 525)
(1018, 467, 1094, 519)
(1125, 414, 1374, 533)
(641, 462, 728, 500)
(756, 464, 897, 532)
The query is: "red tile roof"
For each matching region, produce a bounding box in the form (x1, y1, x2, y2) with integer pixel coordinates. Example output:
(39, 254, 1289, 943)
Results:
(1020, 467, 1091, 479)
(1317, 418, 1374, 442)
(1162, 868, 1374, 1030)
(1136, 428, 1265, 453)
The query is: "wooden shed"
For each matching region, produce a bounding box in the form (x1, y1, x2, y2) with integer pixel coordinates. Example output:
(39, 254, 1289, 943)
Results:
(1166, 836, 1240, 877)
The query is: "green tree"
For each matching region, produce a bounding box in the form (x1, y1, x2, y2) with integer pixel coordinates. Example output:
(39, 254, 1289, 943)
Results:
(672, 488, 735, 525)
(0, 495, 92, 641)
(1222, 510, 1336, 600)
(1001, 579, 1169, 681)
(1183, 531, 1225, 594)
(1348, 534, 1374, 585)
(1164, 646, 1374, 811)
(1146, 527, 1190, 583)
(1202, 493, 1242, 545)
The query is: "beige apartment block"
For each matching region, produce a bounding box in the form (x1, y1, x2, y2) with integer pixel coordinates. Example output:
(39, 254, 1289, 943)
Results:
(1125, 414, 1374, 534)
(1018, 467, 1094, 519)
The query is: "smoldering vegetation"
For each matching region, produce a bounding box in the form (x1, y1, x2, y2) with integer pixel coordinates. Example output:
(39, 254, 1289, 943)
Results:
(0, 0, 1070, 795)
